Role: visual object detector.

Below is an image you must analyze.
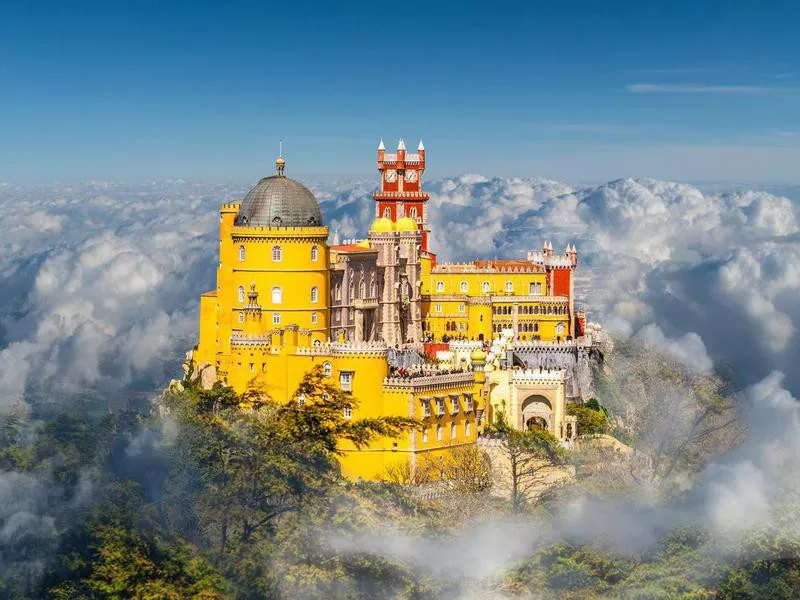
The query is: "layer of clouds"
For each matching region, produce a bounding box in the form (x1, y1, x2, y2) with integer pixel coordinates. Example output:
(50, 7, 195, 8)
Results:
(2, 173, 798, 410)
(0, 180, 242, 412)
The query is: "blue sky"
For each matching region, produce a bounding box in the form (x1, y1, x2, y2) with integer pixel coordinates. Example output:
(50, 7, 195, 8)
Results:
(1, 0, 799, 182)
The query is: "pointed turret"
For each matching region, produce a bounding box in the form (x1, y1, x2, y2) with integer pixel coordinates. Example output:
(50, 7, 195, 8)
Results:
(377, 138, 385, 163)
(397, 138, 406, 165)
(418, 140, 424, 151)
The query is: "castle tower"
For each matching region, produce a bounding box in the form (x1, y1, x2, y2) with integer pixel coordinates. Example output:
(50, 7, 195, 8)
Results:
(196, 154, 330, 389)
(374, 138, 431, 252)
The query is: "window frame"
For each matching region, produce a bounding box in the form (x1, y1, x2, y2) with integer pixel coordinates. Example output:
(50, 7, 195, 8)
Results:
(272, 245, 282, 262)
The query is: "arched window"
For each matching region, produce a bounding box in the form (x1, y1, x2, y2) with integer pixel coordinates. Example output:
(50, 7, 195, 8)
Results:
(534, 305, 540, 315)
(383, 206, 391, 218)
(335, 283, 341, 301)
(482, 281, 490, 294)
(272, 312, 281, 324)
(238, 286, 245, 303)
(534, 323, 539, 333)
(505, 281, 513, 294)
(359, 279, 366, 298)
(311, 245, 319, 261)
(323, 361, 332, 378)
(370, 274, 376, 297)
(311, 286, 319, 303)
(557, 322, 565, 335)
(460, 281, 468, 293)
(409, 206, 418, 219)
(436, 281, 444, 293)
(272, 286, 282, 304)
(238, 245, 246, 262)
(272, 245, 282, 262)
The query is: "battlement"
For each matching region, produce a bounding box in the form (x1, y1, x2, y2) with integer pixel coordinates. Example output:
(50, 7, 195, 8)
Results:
(231, 225, 329, 239)
(230, 333, 271, 347)
(448, 340, 484, 352)
(295, 341, 388, 357)
(432, 261, 545, 274)
(511, 368, 567, 385)
(373, 191, 430, 200)
(220, 202, 241, 212)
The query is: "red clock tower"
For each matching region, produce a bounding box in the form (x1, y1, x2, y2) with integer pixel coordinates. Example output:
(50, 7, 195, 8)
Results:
(374, 138, 432, 252)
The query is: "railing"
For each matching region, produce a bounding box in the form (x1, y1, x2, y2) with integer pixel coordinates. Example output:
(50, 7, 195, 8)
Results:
(491, 295, 568, 304)
(383, 371, 475, 389)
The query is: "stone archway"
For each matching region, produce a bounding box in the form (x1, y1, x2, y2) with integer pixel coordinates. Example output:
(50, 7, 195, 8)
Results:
(519, 394, 553, 433)
(526, 415, 548, 431)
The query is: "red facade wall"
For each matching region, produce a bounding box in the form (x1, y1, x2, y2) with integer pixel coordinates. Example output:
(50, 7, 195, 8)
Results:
(552, 268, 572, 298)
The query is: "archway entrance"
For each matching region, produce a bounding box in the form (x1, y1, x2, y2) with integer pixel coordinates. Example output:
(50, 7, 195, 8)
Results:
(519, 394, 553, 433)
(526, 415, 548, 431)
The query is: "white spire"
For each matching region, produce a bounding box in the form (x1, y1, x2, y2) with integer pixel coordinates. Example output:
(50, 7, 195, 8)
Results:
(547, 241, 552, 250)
(418, 139, 425, 151)
(397, 138, 406, 151)
(378, 138, 385, 150)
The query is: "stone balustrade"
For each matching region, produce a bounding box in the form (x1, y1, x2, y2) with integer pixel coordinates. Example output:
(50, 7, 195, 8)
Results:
(383, 371, 475, 390)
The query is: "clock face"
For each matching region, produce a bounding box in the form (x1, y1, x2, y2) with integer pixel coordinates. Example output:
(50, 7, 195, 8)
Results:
(405, 169, 418, 183)
(385, 169, 397, 182)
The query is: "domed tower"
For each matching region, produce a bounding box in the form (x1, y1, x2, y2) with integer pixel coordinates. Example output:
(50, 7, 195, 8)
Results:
(198, 154, 330, 383)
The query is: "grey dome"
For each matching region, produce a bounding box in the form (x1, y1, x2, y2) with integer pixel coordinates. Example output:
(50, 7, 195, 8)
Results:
(235, 174, 323, 228)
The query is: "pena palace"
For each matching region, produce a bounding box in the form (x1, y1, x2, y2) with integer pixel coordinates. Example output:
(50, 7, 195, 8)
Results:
(190, 140, 605, 481)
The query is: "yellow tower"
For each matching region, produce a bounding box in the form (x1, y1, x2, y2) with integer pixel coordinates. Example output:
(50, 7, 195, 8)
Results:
(195, 154, 330, 392)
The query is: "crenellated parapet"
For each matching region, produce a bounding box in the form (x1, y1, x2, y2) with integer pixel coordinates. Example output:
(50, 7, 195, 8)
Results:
(449, 340, 484, 352)
(511, 368, 567, 385)
(230, 333, 271, 348)
(295, 340, 389, 357)
(231, 225, 329, 241)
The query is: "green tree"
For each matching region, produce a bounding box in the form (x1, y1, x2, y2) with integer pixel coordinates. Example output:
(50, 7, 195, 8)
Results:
(160, 365, 419, 586)
(566, 403, 608, 435)
(501, 429, 566, 512)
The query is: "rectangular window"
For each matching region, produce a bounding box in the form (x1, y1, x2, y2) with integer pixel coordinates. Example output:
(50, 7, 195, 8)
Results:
(311, 312, 318, 324)
(340, 371, 353, 392)
(435, 397, 445, 416)
(422, 399, 431, 418)
(238, 312, 244, 323)
(435, 304, 442, 313)
(422, 428, 429, 443)
(436, 424, 442, 441)
(459, 304, 465, 313)
(465, 421, 471, 437)
(343, 405, 352, 419)
(451, 422, 457, 439)
(272, 312, 281, 325)
(465, 394, 473, 412)
(450, 395, 459, 415)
